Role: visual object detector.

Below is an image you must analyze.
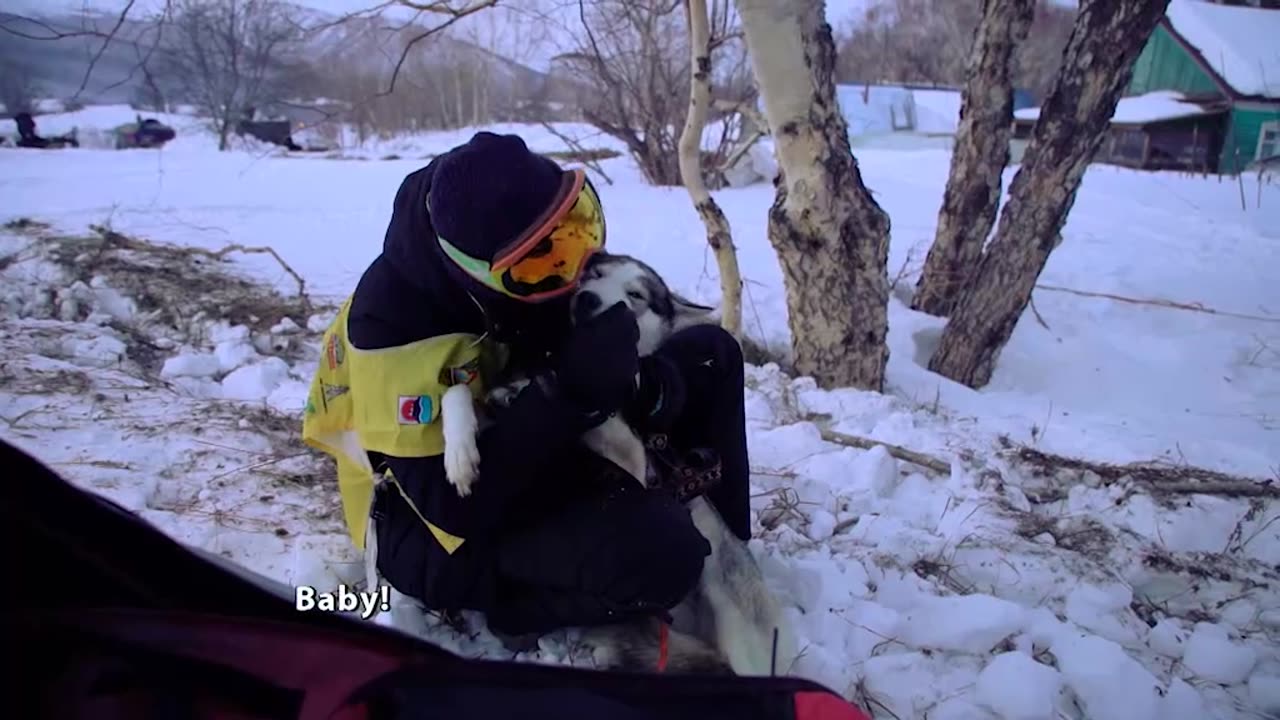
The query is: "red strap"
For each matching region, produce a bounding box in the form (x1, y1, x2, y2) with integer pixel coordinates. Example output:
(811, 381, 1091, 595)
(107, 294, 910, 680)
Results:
(656, 622, 670, 673)
(794, 691, 873, 720)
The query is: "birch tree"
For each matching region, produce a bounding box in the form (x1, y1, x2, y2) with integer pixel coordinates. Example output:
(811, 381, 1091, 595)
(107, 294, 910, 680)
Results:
(912, 0, 1034, 317)
(678, 0, 743, 337)
(928, 0, 1171, 388)
(735, 0, 891, 391)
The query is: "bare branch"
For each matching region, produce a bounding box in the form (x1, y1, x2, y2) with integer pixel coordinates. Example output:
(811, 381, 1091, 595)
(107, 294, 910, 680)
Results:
(377, 0, 499, 97)
(71, 0, 141, 100)
(92, 3, 175, 101)
(0, 12, 108, 40)
(2, 2, 175, 104)
(537, 121, 615, 184)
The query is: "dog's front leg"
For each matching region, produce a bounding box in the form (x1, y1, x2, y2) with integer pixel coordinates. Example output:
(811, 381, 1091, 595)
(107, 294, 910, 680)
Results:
(442, 384, 482, 497)
(582, 415, 647, 487)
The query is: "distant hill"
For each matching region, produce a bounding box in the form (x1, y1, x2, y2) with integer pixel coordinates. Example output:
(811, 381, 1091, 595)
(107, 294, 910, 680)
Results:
(0, 3, 550, 117)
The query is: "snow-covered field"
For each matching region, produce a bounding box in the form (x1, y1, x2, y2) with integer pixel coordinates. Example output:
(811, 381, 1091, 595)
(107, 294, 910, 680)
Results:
(3, 107, 1279, 719)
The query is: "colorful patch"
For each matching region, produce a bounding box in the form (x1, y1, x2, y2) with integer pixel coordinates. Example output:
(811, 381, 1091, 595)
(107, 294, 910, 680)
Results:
(304, 399, 317, 415)
(440, 357, 481, 387)
(397, 395, 435, 425)
(325, 333, 346, 370)
(322, 383, 349, 402)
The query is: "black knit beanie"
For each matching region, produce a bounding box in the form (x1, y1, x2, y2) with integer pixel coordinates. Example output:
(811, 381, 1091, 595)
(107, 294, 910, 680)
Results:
(427, 132, 567, 262)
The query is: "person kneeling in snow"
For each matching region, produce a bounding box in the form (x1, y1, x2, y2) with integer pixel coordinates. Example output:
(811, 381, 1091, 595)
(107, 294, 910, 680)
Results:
(301, 132, 753, 654)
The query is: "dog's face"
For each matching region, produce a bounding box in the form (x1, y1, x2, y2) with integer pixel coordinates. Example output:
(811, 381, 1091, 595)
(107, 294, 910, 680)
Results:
(571, 253, 717, 356)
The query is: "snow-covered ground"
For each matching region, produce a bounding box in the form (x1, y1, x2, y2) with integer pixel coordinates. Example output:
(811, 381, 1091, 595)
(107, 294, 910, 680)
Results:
(3, 108, 1280, 719)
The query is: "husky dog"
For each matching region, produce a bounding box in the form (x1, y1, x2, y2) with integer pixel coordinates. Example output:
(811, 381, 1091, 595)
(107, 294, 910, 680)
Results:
(439, 251, 797, 677)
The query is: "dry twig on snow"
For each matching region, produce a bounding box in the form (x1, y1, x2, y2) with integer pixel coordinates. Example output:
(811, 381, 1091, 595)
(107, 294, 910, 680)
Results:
(816, 423, 953, 475)
(1014, 445, 1280, 499)
(1035, 284, 1280, 324)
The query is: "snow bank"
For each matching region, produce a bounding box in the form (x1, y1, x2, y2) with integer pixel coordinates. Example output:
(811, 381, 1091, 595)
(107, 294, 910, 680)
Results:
(3, 227, 1279, 717)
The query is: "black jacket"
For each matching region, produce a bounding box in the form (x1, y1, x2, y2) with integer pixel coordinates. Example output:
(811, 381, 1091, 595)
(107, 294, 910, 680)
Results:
(350, 161, 603, 610)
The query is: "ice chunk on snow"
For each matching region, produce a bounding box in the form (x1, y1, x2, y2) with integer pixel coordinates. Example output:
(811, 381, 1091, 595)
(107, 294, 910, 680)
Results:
(221, 357, 291, 401)
(807, 509, 837, 541)
(1248, 670, 1280, 715)
(747, 422, 826, 468)
(743, 388, 778, 426)
(161, 352, 221, 379)
(975, 652, 1063, 720)
(253, 332, 291, 356)
(1262, 609, 1280, 630)
(1064, 582, 1143, 646)
(852, 444, 899, 498)
(208, 321, 251, 345)
(1157, 677, 1207, 720)
(215, 339, 259, 374)
(863, 651, 984, 720)
(270, 317, 301, 335)
(1050, 631, 1161, 720)
(307, 311, 336, 333)
(266, 378, 309, 414)
(61, 334, 127, 368)
(1182, 622, 1257, 685)
(168, 375, 222, 398)
(786, 553, 872, 612)
(1147, 617, 1187, 659)
(1219, 597, 1260, 631)
(898, 593, 1028, 653)
(89, 282, 137, 321)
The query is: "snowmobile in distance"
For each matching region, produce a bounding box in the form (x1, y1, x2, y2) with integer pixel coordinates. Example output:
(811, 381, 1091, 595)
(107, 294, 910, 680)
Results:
(113, 115, 177, 149)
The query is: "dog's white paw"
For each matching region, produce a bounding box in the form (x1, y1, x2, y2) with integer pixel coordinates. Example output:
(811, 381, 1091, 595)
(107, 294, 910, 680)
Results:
(442, 384, 481, 497)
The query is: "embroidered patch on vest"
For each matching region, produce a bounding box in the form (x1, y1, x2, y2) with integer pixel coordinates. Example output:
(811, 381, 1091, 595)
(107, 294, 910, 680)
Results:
(439, 357, 481, 387)
(397, 394, 435, 424)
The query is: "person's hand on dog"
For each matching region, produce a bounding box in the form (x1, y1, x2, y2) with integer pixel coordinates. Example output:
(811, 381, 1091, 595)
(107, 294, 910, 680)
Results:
(554, 301, 640, 416)
(624, 354, 686, 433)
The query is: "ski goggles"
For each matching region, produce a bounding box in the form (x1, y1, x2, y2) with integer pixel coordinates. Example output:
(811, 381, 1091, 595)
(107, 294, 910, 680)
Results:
(437, 168, 605, 303)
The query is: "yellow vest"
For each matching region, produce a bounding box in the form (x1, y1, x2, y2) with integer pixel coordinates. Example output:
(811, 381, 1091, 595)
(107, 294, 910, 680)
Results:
(301, 296, 508, 553)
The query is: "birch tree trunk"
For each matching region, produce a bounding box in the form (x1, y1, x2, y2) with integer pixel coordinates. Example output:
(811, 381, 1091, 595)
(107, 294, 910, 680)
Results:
(912, 0, 1034, 317)
(679, 0, 743, 338)
(735, 0, 891, 391)
(928, 0, 1171, 388)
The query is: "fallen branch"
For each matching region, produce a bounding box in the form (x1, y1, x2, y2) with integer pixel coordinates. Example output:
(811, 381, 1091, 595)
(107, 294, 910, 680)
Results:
(198, 244, 312, 314)
(89, 224, 311, 314)
(816, 424, 952, 475)
(1034, 284, 1280, 324)
(1028, 295, 1052, 331)
(1014, 445, 1280, 499)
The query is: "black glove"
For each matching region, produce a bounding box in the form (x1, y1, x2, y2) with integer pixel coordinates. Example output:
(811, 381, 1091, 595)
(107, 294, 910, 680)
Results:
(552, 301, 640, 418)
(623, 354, 686, 433)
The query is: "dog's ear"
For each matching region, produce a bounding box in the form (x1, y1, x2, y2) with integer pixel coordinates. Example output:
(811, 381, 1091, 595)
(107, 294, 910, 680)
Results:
(671, 292, 718, 331)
